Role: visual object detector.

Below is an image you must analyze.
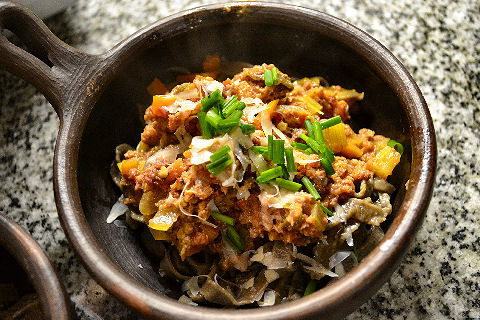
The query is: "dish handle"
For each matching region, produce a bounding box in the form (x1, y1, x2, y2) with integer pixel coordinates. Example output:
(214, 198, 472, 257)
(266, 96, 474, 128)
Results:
(0, 1, 102, 119)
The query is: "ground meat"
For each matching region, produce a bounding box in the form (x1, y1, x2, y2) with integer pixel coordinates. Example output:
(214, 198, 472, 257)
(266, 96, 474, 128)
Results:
(324, 157, 373, 207)
(224, 64, 293, 102)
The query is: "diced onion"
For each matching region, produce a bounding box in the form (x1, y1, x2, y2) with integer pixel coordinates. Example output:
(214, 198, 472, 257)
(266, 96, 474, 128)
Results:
(329, 251, 352, 269)
(259, 290, 276, 307)
(145, 145, 180, 167)
(241, 97, 269, 122)
(107, 196, 128, 223)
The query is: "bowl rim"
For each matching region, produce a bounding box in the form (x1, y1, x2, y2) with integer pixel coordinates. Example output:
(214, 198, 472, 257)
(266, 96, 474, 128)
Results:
(0, 215, 73, 319)
(53, 2, 436, 319)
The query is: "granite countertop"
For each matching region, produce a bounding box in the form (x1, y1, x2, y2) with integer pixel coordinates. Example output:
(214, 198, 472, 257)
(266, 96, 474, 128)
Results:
(0, 0, 478, 319)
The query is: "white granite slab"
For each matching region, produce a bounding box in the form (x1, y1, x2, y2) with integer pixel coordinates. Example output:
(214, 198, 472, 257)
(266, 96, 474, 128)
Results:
(0, 0, 478, 319)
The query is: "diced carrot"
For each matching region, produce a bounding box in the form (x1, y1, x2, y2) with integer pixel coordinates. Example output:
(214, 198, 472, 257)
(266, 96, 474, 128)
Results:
(203, 55, 221, 72)
(147, 77, 168, 96)
(120, 158, 138, 176)
(151, 95, 177, 117)
(165, 158, 183, 184)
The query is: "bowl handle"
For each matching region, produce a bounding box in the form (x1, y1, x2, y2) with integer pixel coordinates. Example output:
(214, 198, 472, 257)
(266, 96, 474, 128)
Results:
(0, 1, 102, 119)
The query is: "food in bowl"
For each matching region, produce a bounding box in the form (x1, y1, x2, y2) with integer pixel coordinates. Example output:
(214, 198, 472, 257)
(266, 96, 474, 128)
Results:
(110, 58, 404, 307)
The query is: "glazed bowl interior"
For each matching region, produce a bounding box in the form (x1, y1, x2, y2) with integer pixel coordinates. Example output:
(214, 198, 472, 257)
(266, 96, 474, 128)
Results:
(77, 10, 411, 298)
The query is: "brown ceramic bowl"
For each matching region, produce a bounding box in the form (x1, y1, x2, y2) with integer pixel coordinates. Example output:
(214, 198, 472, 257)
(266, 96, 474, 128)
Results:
(0, 1, 436, 319)
(0, 215, 73, 319)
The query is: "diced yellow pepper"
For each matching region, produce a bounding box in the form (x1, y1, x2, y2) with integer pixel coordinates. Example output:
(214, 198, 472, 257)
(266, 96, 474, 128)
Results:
(322, 123, 347, 153)
(301, 95, 323, 115)
(341, 143, 363, 158)
(148, 209, 179, 231)
(369, 146, 401, 180)
(149, 227, 170, 241)
(119, 158, 138, 175)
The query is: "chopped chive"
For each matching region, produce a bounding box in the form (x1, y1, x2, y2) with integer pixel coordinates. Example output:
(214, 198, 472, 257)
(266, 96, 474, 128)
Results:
(207, 157, 232, 176)
(217, 110, 243, 129)
(256, 166, 283, 184)
(207, 153, 230, 169)
(300, 134, 321, 154)
(197, 111, 213, 139)
(240, 123, 256, 134)
(252, 146, 269, 155)
(206, 107, 222, 128)
(320, 204, 334, 217)
(304, 119, 314, 138)
(221, 95, 240, 117)
(271, 67, 279, 85)
(285, 147, 296, 172)
(320, 157, 335, 176)
(267, 135, 274, 160)
(313, 122, 323, 143)
(387, 139, 404, 155)
(292, 141, 309, 150)
(304, 147, 314, 155)
(236, 101, 246, 111)
(210, 145, 231, 162)
(301, 176, 321, 201)
(353, 246, 359, 262)
(272, 139, 285, 164)
(210, 211, 235, 226)
(280, 164, 289, 179)
(319, 115, 342, 130)
(226, 225, 245, 253)
(304, 279, 317, 296)
(200, 89, 224, 112)
(264, 69, 274, 87)
(275, 178, 302, 191)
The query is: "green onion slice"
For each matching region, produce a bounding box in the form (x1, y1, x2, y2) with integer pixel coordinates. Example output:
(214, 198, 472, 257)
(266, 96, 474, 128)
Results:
(240, 123, 256, 134)
(320, 157, 335, 176)
(252, 146, 269, 155)
(256, 166, 283, 184)
(210, 211, 235, 226)
(304, 279, 317, 296)
(198, 111, 213, 139)
(226, 225, 245, 253)
(206, 107, 222, 128)
(387, 139, 404, 155)
(319, 115, 342, 130)
(285, 147, 296, 172)
(217, 110, 244, 129)
(201, 89, 224, 112)
(280, 164, 289, 179)
(300, 134, 321, 154)
(271, 67, 279, 85)
(275, 178, 302, 191)
(292, 141, 308, 150)
(206, 157, 232, 176)
(264, 69, 273, 87)
(313, 122, 323, 144)
(221, 95, 240, 118)
(272, 139, 285, 164)
(301, 176, 321, 201)
(267, 135, 274, 160)
(210, 145, 231, 162)
(304, 119, 314, 138)
(320, 204, 334, 217)
(304, 147, 314, 155)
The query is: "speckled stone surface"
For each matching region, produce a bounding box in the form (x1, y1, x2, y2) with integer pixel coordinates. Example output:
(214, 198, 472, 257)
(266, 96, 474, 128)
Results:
(0, 0, 478, 319)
